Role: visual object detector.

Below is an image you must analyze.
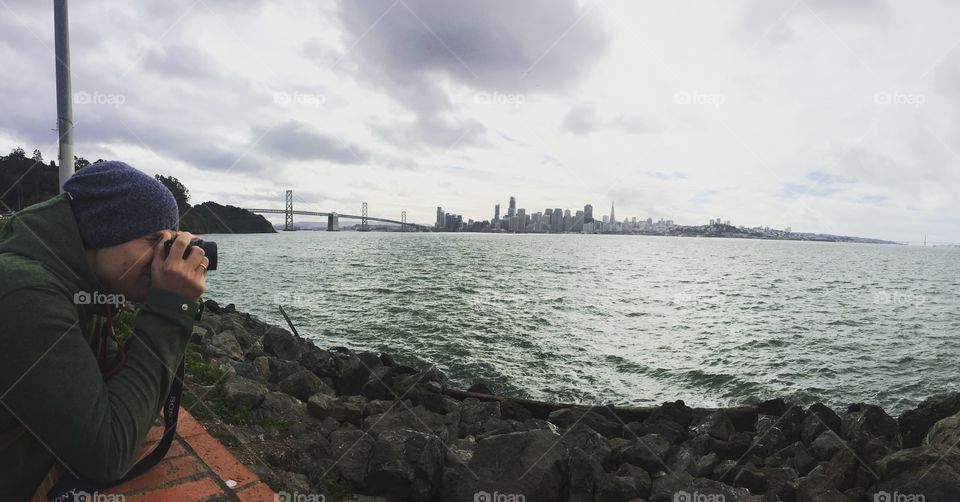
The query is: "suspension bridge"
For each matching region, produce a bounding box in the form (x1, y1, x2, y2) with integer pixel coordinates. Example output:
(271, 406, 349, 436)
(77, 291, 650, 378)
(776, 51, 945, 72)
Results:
(245, 190, 430, 231)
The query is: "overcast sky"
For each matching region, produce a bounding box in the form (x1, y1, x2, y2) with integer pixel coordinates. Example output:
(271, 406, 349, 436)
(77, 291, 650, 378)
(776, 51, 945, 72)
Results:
(2, 0, 959, 242)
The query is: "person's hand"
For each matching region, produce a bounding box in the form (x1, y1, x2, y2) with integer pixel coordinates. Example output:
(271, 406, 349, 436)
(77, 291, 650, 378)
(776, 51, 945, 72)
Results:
(150, 230, 208, 302)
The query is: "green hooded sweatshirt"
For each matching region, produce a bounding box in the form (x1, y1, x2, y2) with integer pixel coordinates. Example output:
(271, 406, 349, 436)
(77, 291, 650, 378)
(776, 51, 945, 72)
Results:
(0, 193, 199, 500)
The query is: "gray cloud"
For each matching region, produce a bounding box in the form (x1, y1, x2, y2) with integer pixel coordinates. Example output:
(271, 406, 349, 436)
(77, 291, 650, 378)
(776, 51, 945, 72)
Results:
(335, 0, 610, 149)
(255, 120, 370, 164)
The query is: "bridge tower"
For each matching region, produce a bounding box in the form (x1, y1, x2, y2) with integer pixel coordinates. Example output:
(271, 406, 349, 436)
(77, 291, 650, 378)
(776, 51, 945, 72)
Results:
(284, 190, 294, 231)
(401, 211, 407, 232)
(361, 202, 369, 231)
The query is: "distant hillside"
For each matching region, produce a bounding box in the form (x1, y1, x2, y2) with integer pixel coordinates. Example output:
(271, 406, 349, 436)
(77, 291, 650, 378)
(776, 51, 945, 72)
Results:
(180, 201, 276, 234)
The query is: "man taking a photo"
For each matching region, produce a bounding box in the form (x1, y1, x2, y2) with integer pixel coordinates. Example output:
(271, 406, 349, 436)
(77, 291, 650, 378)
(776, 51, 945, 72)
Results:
(0, 160, 208, 500)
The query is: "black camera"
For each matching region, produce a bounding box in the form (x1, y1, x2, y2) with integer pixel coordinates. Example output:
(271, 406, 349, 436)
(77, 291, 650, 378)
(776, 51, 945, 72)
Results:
(163, 238, 218, 270)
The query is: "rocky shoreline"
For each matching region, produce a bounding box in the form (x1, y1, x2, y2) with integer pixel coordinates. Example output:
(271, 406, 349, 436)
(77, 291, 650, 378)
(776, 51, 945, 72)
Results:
(184, 299, 960, 501)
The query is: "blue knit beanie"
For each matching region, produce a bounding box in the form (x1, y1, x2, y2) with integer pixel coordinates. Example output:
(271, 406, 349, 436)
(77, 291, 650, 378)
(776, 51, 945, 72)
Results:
(63, 161, 180, 249)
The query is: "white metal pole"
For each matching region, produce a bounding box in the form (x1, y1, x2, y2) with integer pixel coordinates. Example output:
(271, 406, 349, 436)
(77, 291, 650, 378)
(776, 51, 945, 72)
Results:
(54, 0, 75, 191)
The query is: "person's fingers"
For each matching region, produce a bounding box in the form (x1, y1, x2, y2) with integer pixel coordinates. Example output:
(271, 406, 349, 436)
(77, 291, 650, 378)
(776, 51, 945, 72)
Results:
(184, 242, 206, 269)
(151, 230, 175, 274)
(167, 231, 192, 263)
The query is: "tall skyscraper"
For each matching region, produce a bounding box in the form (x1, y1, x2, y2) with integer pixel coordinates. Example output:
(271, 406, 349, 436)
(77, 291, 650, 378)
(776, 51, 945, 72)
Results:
(508, 196, 516, 217)
(552, 207, 562, 233)
(584, 204, 593, 222)
(610, 202, 616, 224)
(436, 206, 443, 228)
(494, 203, 500, 221)
(517, 208, 526, 233)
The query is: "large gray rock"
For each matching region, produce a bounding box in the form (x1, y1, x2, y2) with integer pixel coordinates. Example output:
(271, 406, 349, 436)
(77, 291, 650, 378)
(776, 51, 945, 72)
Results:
(255, 391, 307, 422)
(328, 429, 376, 485)
(548, 407, 621, 438)
(458, 399, 502, 437)
(205, 330, 243, 360)
(279, 369, 335, 401)
(898, 392, 960, 448)
(262, 326, 301, 361)
(299, 345, 340, 379)
(223, 375, 268, 409)
(841, 404, 901, 466)
(874, 411, 960, 499)
(307, 393, 366, 426)
(338, 352, 384, 395)
(810, 430, 846, 461)
(690, 411, 736, 441)
(801, 403, 842, 446)
(364, 404, 460, 443)
(612, 433, 671, 473)
(365, 428, 444, 502)
(455, 429, 568, 502)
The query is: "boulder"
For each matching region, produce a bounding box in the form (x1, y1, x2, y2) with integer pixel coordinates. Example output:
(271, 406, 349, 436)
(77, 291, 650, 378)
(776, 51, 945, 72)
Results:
(205, 330, 243, 360)
(614, 463, 651, 497)
(810, 430, 845, 461)
(898, 392, 960, 448)
(255, 391, 307, 422)
(262, 326, 301, 361)
(307, 394, 366, 426)
(612, 433, 671, 473)
(841, 404, 901, 465)
(279, 369, 335, 401)
(801, 403, 842, 446)
(300, 345, 340, 379)
(458, 399, 502, 437)
(365, 428, 444, 501)
(222, 375, 268, 409)
(364, 405, 460, 443)
(548, 407, 621, 439)
(874, 411, 960, 499)
(690, 411, 735, 441)
(329, 429, 376, 485)
(455, 429, 568, 502)
(640, 400, 694, 443)
(338, 352, 383, 395)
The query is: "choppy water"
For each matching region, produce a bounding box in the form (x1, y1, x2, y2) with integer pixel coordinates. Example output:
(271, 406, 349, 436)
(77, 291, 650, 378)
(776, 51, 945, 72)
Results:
(203, 231, 960, 415)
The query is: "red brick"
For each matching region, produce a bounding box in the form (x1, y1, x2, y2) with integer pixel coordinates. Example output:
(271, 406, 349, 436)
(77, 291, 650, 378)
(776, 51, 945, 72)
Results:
(103, 455, 205, 495)
(176, 408, 207, 438)
(183, 429, 259, 489)
(122, 476, 225, 501)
